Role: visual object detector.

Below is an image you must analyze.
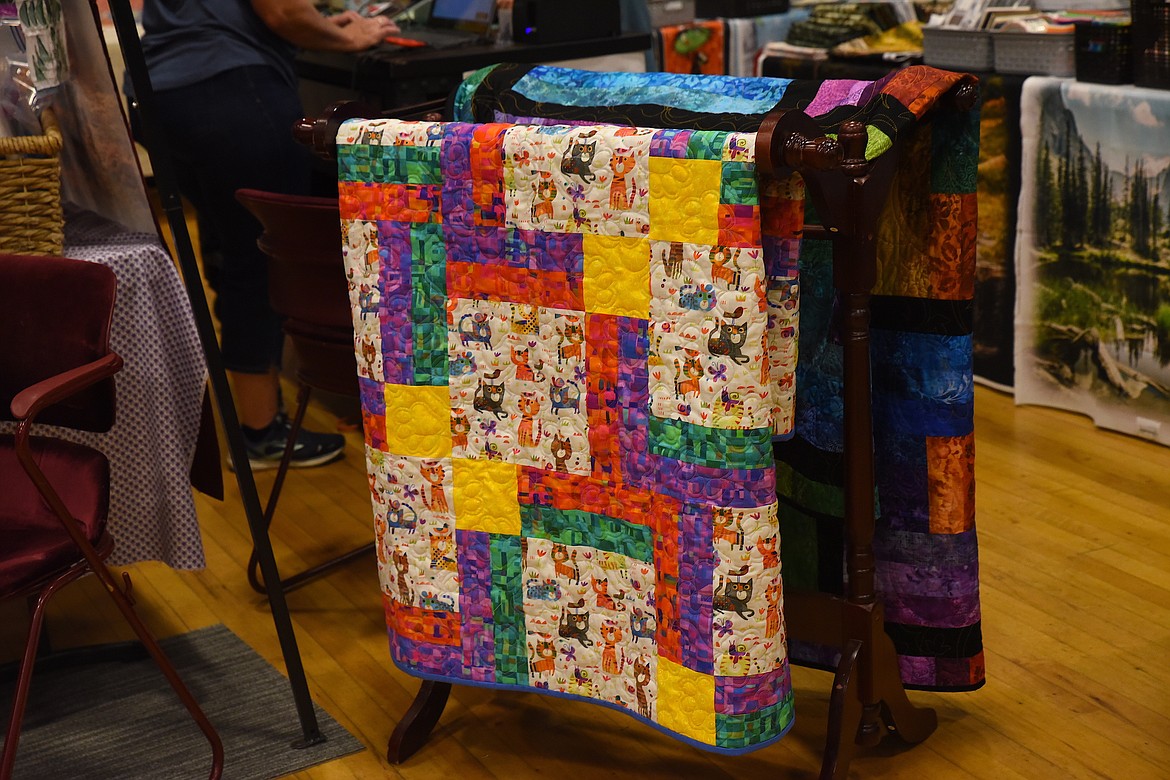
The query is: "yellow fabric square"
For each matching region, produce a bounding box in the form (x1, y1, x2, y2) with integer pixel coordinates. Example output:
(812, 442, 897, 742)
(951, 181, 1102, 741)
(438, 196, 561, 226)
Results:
(648, 157, 722, 245)
(656, 658, 716, 743)
(583, 234, 651, 318)
(383, 385, 452, 458)
(452, 458, 521, 535)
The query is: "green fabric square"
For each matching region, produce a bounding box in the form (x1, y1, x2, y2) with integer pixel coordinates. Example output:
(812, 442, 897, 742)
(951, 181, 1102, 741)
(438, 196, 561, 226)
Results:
(716, 694, 795, 749)
(490, 534, 527, 685)
(686, 130, 728, 161)
(521, 506, 654, 563)
(410, 222, 449, 385)
(404, 146, 443, 185)
(720, 162, 758, 206)
(649, 416, 773, 470)
(338, 144, 405, 184)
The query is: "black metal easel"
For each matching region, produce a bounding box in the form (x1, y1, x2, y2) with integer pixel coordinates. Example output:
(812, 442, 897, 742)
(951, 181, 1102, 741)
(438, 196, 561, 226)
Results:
(103, 0, 323, 747)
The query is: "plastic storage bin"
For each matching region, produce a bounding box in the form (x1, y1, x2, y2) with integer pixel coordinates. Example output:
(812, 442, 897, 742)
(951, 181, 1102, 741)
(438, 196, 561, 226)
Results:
(1132, 1, 1170, 88)
(695, 0, 789, 18)
(1075, 21, 1132, 84)
(994, 30, 1076, 76)
(923, 27, 995, 71)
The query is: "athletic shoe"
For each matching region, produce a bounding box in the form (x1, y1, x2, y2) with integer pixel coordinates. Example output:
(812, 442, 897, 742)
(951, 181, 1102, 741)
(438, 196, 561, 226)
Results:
(239, 413, 345, 471)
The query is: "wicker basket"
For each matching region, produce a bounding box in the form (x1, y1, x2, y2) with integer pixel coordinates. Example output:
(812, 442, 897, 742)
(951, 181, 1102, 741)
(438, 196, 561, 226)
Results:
(0, 108, 64, 256)
(923, 27, 995, 71)
(993, 31, 1077, 76)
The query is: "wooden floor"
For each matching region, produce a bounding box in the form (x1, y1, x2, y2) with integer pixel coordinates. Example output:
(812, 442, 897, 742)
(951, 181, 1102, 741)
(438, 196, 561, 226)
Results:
(3, 384, 1169, 779)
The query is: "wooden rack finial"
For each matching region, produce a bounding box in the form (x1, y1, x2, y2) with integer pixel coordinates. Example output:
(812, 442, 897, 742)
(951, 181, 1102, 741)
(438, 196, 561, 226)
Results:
(946, 80, 980, 113)
(294, 100, 446, 161)
(838, 120, 869, 177)
(292, 101, 376, 160)
(756, 107, 844, 178)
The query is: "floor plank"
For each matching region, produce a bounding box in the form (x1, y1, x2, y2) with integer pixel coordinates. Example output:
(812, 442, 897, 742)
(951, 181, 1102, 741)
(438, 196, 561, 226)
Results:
(5, 378, 1170, 778)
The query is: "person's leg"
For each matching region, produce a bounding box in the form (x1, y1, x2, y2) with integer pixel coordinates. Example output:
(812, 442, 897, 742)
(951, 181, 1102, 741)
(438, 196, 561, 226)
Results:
(151, 66, 343, 467)
(151, 67, 295, 422)
(620, 0, 655, 71)
(232, 367, 281, 430)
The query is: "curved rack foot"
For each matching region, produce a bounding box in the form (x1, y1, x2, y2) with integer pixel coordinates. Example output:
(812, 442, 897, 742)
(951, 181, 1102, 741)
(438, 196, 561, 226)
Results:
(386, 680, 452, 764)
(820, 639, 863, 780)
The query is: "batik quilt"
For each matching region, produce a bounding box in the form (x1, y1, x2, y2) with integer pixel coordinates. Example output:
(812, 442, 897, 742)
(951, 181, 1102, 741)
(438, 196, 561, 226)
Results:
(338, 118, 802, 751)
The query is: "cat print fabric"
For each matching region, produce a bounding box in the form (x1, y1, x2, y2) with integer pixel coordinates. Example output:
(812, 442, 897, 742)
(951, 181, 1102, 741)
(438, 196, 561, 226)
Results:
(448, 299, 590, 473)
(452, 64, 984, 693)
(507, 126, 654, 236)
(339, 118, 800, 753)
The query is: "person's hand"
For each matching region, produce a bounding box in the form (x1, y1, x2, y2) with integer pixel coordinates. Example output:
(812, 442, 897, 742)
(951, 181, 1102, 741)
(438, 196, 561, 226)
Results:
(329, 10, 399, 50)
(327, 9, 364, 26)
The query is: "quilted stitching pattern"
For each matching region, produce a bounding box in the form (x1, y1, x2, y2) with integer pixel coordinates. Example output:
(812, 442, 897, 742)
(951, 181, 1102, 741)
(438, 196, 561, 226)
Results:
(340, 119, 802, 753)
(450, 64, 984, 693)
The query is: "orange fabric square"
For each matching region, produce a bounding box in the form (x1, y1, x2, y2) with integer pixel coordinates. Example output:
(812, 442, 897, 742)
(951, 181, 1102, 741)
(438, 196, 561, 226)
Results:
(927, 433, 975, 534)
(928, 193, 977, 300)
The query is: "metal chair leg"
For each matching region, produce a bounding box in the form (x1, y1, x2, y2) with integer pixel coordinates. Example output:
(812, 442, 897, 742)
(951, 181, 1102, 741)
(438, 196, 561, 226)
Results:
(1, 569, 76, 780)
(104, 575, 225, 777)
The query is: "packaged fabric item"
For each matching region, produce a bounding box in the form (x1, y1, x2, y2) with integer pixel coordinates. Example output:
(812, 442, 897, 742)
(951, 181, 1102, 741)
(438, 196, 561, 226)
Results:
(784, 2, 902, 49)
(656, 19, 726, 73)
(830, 19, 924, 60)
(723, 9, 814, 76)
(14, 0, 66, 91)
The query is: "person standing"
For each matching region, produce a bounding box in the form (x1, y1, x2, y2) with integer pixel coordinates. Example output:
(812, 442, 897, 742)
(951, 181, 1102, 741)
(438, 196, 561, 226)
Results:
(618, 0, 654, 70)
(140, 1, 396, 469)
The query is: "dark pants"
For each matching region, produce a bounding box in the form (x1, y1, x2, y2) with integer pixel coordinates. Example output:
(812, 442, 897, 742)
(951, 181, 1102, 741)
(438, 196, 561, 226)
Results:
(151, 65, 312, 373)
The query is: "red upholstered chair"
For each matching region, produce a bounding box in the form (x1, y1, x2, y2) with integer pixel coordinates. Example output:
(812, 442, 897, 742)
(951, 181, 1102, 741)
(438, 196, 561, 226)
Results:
(0, 253, 223, 780)
(234, 189, 372, 594)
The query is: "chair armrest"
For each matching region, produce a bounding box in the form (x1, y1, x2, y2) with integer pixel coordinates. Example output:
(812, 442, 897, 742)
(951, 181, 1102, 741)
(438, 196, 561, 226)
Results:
(10, 352, 124, 422)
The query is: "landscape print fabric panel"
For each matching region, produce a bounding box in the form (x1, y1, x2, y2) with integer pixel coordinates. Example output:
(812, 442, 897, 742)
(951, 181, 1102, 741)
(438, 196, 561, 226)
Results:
(337, 118, 801, 752)
(1016, 78, 1170, 447)
(452, 64, 985, 691)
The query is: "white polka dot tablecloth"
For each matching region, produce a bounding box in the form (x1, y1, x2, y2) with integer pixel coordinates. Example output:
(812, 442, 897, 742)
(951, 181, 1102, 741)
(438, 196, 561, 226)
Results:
(53, 211, 210, 569)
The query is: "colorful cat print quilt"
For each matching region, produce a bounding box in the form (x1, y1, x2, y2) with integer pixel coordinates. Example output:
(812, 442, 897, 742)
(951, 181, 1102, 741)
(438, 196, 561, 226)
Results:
(453, 64, 985, 692)
(338, 119, 802, 751)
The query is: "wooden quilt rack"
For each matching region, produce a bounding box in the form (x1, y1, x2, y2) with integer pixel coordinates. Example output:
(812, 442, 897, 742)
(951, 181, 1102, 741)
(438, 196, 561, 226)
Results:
(295, 78, 978, 778)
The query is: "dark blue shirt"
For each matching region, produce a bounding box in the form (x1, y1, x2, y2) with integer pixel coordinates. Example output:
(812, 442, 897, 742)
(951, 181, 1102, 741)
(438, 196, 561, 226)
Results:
(141, 0, 297, 91)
